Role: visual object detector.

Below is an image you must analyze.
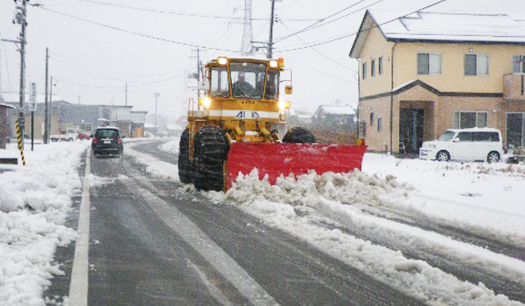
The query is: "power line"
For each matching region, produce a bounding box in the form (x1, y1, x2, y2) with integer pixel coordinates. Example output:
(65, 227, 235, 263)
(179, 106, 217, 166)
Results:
(73, 0, 317, 22)
(278, 18, 357, 73)
(75, 0, 245, 19)
(50, 56, 129, 81)
(277, 0, 385, 42)
(57, 80, 124, 88)
(286, 58, 356, 84)
(57, 74, 184, 90)
(274, 0, 370, 43)
(36, 6, 240, 52)
(276, 0, 449, 52)
(50, 54, 185, 80)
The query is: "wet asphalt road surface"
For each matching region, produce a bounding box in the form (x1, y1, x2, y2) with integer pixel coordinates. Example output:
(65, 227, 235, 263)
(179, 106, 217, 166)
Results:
(85, 140, 424, 306)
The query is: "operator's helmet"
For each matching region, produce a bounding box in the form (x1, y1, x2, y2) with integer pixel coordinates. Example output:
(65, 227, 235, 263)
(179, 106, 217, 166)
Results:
(238, 71, 246, 78)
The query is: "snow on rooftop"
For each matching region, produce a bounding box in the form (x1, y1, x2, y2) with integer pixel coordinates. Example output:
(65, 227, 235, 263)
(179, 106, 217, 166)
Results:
(370, 10, 525, 43)
(392, 80, 418, 92)
(1, 93, 62, 104)
(0, 103, 14, 109)
(315, 105, 355, 116)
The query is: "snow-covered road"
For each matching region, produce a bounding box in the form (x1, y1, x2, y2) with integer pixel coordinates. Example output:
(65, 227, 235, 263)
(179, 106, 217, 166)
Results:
(1, 138, 525, 305)
(158, 138, 525, 305)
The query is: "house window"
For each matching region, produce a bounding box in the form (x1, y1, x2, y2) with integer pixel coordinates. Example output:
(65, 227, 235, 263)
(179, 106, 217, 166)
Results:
(371, 59, 376, 77)
(417, 53, 442, 75)
(465, 54, 489, 76)
(377, 117, 383, 132)
(513, 55, 525, 74)
(453, 111, 488, 129)
(378, 56, 383, 75)
(370, 112, 374, 126)
(362, 62, 367, 79)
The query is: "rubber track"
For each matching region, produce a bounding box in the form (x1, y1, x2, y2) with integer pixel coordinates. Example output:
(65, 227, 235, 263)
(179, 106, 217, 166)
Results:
(178, 128, 193, 184)
(193, 125, 229, 191)
(282, 127, 316, 144)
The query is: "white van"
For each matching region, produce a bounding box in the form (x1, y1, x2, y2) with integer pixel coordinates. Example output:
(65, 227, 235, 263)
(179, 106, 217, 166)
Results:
(419, 128, 503, 162)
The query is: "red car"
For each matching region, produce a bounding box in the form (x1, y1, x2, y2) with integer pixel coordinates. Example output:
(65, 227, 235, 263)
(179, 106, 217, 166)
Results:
(78, 130, 91, 140)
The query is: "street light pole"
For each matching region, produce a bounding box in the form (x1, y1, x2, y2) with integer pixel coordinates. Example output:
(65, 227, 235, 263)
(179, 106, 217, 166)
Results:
(154, 93, 159, 137)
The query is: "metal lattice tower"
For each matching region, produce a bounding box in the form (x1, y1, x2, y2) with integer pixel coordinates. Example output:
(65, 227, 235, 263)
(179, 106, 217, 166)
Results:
(241, 0, 253, 56)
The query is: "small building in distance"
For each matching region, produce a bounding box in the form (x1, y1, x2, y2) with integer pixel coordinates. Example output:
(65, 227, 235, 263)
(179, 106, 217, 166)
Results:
(312, 105, 356, 129)
(0, 103, 15, 149)
(130, 111, 148, 138)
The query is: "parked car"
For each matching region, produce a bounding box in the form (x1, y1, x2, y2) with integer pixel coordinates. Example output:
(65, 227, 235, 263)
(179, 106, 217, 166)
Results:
(50, 128, 78, 142)
(77, 129, 91, 140)
(91, 127, 123, 157)
(419, 128, 503, 162)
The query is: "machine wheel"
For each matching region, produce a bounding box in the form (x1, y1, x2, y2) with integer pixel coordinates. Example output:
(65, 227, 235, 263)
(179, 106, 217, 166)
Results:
(193, 125, 229, 191)
(178, 128, 194, 184)
(282, 127, 317, 144)
(436, 150, 450, 162)
(487, 151, 500, 163)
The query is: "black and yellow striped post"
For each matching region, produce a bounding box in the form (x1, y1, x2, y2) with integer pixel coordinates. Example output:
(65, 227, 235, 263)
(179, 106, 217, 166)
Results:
(15, 120, 26, 166)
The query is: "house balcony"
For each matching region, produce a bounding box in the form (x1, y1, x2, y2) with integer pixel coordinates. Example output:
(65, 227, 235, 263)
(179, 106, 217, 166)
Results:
(503, 74, 525, 100)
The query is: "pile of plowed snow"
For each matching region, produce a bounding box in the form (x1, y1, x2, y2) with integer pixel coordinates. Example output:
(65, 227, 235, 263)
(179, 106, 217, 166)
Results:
(225, 169, 414, 207)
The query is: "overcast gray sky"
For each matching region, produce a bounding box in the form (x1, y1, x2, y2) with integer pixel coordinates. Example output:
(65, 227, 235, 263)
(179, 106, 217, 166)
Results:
(1, 0, 518, 116)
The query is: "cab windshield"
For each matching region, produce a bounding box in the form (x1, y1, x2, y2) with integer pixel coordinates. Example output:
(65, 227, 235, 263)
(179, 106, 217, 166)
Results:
(438, 131, 456, 141)
(230, 62, 267, 99)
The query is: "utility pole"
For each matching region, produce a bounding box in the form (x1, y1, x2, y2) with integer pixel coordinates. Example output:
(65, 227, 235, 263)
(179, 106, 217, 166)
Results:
(125, 82, 128, 106)
(15, 0, 28, 146)
(49, 76, 53, 137)
(154, 93, 159, 137)
(195, 49, 202, 98)
(44, 48, 49, 144)
(268, 0, 277, 59)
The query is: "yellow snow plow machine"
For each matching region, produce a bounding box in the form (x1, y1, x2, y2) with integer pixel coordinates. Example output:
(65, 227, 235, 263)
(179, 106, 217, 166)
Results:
(178, 57, 367, 191)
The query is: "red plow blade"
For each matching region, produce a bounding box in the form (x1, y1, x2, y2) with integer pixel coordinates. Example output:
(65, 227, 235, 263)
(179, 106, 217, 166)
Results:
(227, 143, 367, 188)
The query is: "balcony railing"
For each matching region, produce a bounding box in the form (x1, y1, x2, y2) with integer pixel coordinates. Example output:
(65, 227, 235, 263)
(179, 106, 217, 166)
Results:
(503, 74, 525, 100)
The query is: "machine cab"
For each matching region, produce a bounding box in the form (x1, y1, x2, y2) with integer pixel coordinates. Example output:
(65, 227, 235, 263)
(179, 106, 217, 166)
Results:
(206, 57, 284, 102)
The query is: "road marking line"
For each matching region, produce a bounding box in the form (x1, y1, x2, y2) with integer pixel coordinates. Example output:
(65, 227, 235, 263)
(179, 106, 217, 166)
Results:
(188, 259, 234, 306)
(69, 149, 91, 306)
(122, 178, 279, 306)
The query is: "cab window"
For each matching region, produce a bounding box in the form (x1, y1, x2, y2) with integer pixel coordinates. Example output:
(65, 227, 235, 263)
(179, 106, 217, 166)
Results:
(210, 67, 229, 98)
(265, 70, 279, 100)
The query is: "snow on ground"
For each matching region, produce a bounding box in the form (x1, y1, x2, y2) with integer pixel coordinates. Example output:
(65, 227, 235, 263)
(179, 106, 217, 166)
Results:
(2, 137, 524, 305)
(0, 140, 90, 306)
(155, 138, 525, 305)
(124, 141, 179, 182)
(362, 154, 525, 238)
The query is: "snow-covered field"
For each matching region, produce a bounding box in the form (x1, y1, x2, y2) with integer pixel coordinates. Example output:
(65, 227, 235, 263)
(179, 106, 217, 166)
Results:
(1, 138, 525, 305)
